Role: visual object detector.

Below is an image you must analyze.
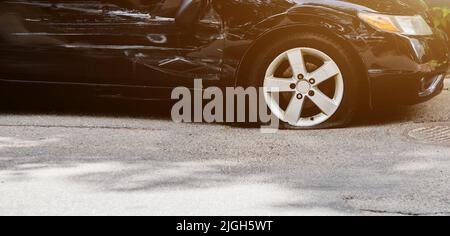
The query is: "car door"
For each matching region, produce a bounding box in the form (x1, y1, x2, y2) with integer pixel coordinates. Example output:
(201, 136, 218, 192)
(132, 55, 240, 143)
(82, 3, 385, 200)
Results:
(130, 0, 226, 88)
(0, 0, 137, 85)
(0, 0, 225, 89)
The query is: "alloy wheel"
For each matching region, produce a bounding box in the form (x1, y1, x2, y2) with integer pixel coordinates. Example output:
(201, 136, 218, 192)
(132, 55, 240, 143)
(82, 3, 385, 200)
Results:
(263, 47, 344, 127)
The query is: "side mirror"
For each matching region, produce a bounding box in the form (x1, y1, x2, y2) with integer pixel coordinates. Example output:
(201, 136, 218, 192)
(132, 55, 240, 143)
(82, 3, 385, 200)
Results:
(175, 0, 206, 29)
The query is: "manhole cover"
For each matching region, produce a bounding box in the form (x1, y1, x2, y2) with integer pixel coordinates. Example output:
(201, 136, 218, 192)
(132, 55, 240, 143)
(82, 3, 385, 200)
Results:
(407, 125, 450, 145)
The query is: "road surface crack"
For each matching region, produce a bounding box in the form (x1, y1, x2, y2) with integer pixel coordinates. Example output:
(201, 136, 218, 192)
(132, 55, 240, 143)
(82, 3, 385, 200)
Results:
(360, 209, 450, 216)
(0, 124, 162, 131)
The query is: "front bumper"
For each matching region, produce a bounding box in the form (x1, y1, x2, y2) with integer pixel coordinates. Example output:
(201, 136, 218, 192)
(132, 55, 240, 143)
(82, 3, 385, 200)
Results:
(361, 29, 449, 106)
(370, 69, 447, 105)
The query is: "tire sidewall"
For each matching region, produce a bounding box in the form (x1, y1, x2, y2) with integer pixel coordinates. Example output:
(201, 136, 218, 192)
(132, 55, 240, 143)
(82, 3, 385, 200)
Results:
(247, 33, 359, 129)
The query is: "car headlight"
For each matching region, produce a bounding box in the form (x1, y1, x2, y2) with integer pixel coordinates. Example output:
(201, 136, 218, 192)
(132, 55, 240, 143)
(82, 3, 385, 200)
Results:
(358, 12, 433, 36)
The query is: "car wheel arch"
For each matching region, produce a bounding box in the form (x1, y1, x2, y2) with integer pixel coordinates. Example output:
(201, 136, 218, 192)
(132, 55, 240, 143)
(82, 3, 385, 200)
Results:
(234, 23, 373, 109)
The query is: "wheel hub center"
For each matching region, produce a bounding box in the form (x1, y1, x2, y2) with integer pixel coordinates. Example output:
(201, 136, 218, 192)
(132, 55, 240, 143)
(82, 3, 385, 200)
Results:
(296, 80, 311, 94)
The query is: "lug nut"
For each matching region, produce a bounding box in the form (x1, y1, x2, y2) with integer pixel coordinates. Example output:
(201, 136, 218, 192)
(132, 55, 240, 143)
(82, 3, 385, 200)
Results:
(297, 74, 304, 80)
(296, 94, 303, 100)
(290, 83, 296, 90)
(309, 78, 316, 84)
(308, 90, 315, 97)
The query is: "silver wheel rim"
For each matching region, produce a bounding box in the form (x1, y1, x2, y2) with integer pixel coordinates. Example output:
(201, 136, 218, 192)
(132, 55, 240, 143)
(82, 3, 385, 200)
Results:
(263, 47, 344, 127)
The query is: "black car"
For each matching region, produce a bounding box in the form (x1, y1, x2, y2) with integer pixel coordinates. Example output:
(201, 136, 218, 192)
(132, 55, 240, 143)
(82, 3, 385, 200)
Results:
(0, 0, 449, 129)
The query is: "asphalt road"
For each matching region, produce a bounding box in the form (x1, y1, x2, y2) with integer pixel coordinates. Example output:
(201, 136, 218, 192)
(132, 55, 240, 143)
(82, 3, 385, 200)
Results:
(0, 81, 449, 216)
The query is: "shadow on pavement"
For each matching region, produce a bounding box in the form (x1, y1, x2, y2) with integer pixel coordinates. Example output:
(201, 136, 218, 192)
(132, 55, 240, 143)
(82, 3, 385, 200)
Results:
(0, 94, 434, 128)
(0, 96, 173, 120)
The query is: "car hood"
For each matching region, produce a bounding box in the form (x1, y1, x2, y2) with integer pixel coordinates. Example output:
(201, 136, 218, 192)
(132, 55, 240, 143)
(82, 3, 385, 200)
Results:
(293, 0, 429, 15)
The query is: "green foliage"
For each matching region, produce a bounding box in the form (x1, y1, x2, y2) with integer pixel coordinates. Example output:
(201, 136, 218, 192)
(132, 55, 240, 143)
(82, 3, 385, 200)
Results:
(432, 7, 450, 29)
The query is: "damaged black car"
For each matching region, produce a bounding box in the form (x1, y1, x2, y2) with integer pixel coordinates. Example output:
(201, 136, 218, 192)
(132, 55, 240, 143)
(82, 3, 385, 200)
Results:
(0, 0, 449, 129)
